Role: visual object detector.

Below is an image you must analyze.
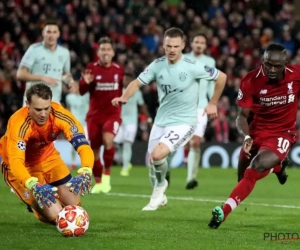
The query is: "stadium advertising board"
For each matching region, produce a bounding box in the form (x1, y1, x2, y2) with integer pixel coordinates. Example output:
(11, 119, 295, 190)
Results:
(51, 140, 300, 168)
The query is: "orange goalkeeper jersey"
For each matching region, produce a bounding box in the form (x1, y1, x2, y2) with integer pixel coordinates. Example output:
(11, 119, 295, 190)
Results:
(0, 102, 93, 185)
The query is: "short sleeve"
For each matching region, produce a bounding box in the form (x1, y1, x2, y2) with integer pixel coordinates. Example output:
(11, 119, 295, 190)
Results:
(136, 90, 145, 105)
(237, 77, 253, 108)
(194, 61, 219, 81)
(63, 50, 71, 73)
(19, 45, 35, 70)
(137, 60, 156, 85)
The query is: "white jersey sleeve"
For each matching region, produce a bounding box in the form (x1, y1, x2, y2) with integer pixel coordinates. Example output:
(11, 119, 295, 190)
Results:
(137, 60, 156, 85)
(194, 61, 219, 81)
(19, 45, 36, 70)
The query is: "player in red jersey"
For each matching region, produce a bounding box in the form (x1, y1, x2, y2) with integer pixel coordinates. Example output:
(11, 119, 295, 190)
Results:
(75, 37, 124, 194)
(208, 43, 300, 229)
(237, 110, 289, 184)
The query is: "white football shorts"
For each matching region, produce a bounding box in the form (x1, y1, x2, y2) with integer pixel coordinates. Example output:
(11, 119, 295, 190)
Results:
(148, 124, 196, 153)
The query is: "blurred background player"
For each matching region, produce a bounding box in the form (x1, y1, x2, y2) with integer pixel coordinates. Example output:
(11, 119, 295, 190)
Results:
(16, 20, 74, 105)
(185, 33, 216, 189)
(0, 83, 93, 225)
(66, 89, 90, 170)
(75, 37, 124, 194)
(112, 27, 227, 211)
(114, 72, 152, 177)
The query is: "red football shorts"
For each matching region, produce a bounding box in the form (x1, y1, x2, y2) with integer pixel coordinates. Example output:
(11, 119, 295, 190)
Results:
(240, 132, 297, 162)
(87, 117, 122, 149)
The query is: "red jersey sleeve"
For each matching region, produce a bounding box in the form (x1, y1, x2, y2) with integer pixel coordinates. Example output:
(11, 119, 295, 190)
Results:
(237, 75, 253, 108)
(79, 62, 94, 95)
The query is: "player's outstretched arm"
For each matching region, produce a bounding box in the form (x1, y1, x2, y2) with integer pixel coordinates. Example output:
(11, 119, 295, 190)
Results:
(236, 107, 251, 137)
(209, 71, 227, 105)
(236, 107, 253, 159)
(17, 66, 58, 86)
(56, 106, 94, 195)
(62, 73, 75, 87)
(204, 71, 227, 119)
(76, 69, 94, 95)
(112, 79, 142, 106)
(66, 144, 94, 196)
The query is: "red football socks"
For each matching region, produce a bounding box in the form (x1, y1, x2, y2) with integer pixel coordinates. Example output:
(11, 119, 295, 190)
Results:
(103, 147, 115, 175)
(93, 159, 103, 183)
(222, 168, 264, 220)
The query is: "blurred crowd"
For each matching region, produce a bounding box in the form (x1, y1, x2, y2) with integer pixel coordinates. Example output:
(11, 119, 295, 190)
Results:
(0, 0, 300, 142)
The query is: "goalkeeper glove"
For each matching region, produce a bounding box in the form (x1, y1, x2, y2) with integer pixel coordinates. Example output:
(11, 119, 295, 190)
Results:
(25, 177, 59, 209)
(66, 167, 92, 196)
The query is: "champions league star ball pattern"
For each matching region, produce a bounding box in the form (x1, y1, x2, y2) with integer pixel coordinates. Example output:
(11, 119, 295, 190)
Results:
(56, 205, 89, 237)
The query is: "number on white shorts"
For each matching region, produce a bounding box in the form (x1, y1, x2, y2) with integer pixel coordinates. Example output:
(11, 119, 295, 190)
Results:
(164, 131, 180, 144)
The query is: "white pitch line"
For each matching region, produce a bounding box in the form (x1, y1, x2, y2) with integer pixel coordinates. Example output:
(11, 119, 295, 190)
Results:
(106, 192, 300, 209)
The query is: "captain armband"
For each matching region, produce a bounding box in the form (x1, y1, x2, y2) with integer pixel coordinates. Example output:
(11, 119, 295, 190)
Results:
(70, 133, 89, 150)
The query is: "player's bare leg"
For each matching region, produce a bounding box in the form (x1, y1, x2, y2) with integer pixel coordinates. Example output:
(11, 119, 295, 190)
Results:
(100, 132, 115, 193)
(209, 149, 281, 229)
(237, 155, 252, 182)
(57, 184, 81, 206)
(31, 200, 63, 225)
(186, 135, 201, 189)
(91, 147, 103, 194)
(142, 143, 169, 211)
(165, 145, 188, 187)
(238, 151, 288, 184)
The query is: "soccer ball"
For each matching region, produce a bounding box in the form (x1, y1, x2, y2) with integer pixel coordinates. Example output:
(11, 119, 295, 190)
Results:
(56, 205, 89, 237)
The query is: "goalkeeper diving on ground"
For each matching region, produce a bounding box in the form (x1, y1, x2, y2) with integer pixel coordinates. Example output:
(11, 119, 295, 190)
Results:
(0, 83, 94, 225)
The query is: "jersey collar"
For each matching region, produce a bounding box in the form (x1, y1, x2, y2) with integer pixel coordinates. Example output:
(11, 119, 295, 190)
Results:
(42, 42, 58, 52)
(96, 60, 112, 67)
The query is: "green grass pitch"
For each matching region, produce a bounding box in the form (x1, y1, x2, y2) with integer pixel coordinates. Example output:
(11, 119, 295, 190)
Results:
(1, 167, 300, 250)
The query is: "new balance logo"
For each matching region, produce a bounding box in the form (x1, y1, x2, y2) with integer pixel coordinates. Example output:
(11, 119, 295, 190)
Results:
(158, 75, 163, 80)
(260, 89, 267, 94)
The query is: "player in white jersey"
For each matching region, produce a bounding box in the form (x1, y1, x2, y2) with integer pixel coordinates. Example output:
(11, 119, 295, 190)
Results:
(112, 27, 227, 211)
(185, 33, 216, 189)
(165, 34, 216, 188)
(17, 20, 74, 105)
(66, 90, 90, 169)
(114, 73, 152, 177)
